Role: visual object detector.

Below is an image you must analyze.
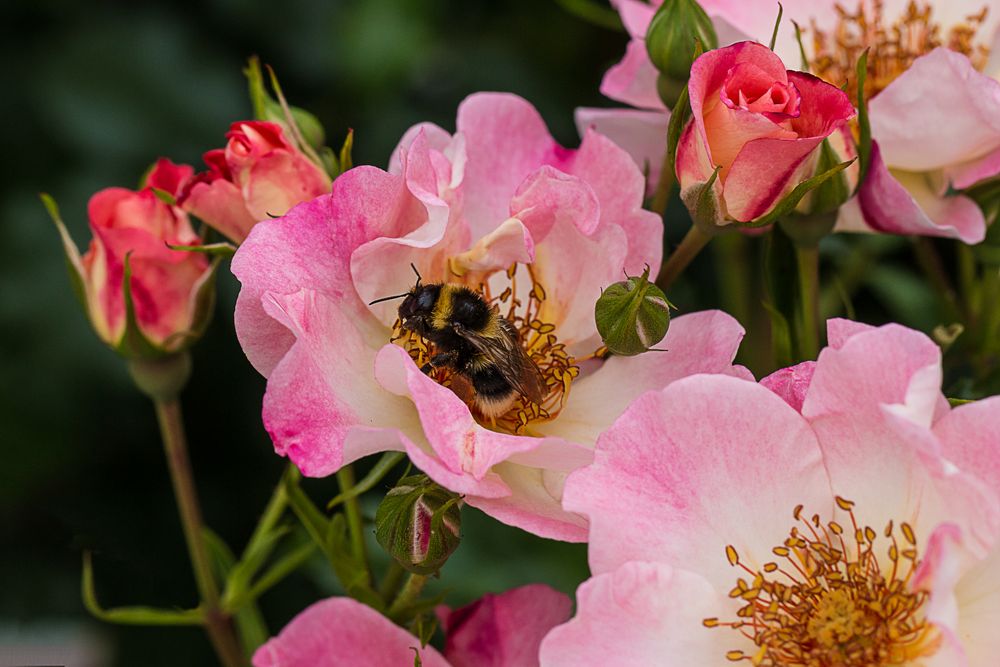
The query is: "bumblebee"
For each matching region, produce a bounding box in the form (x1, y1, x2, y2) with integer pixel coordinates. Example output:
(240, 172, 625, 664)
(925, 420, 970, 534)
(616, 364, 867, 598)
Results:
(371, 266, 544, 418)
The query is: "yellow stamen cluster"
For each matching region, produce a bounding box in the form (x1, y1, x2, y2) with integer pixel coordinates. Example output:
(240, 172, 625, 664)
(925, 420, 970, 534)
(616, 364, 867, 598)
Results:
(704, 498, 939, 666)
(394, 264, 580, 434)
(810, 1, 991, 99)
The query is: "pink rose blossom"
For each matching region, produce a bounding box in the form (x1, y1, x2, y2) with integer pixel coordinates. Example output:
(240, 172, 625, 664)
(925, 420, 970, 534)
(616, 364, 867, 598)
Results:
(252, 584, 571, 667)
(676, 41, 854, 224)
(233, 92, 751, 540)
(586, 0, 1000, 241)
(66, 159, 214, 352)
(541, 320, 1000, 665)
(181, 120, 331, 243)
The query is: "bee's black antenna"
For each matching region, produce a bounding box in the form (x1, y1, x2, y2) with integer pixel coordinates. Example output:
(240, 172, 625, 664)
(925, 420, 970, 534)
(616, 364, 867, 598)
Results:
(368, 292, 410, 306)
(410, 263, 422, 286)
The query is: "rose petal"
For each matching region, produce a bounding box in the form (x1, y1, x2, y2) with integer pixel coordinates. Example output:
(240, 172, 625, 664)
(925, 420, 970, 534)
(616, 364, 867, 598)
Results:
(934, 397, 1000, 488)
(565, 374, 828, 586)
(954, 544, 1000, 667)
(439, 584, 572, 667)
(509, 166, 600, 242)
(870, 47, 1000, 171)
(600, 38, 667, 111)
(574, 107, 669, 193)
(760, 360, 817, 412)
(539, 562, 727, 666)
(184, 178, 258, 243)
(252, 597, 449, 667)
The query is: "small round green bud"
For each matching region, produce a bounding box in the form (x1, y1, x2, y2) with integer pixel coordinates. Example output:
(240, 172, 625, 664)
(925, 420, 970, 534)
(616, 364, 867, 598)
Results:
(646, 0, 718, 98)
(595, 265, 672, 356)
(375, 474, 461, 575)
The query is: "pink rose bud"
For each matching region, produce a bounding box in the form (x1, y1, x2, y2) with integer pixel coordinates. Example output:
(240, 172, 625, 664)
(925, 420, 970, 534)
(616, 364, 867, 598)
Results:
(675, 41, 856, 228)
(46, 159, 217, 357)
(181, 120, 332, 243)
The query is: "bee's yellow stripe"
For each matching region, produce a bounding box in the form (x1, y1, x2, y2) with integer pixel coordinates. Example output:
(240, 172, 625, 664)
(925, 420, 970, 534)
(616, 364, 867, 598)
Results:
(432, 285, 456, 331)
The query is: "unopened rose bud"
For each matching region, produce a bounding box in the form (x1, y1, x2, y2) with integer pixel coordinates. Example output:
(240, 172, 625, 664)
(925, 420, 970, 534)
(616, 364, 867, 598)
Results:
(375, 475, 461, 575)
(43, 159, 218, 363)
(645, 0, 717, 107)
(595, 265, 672, 356)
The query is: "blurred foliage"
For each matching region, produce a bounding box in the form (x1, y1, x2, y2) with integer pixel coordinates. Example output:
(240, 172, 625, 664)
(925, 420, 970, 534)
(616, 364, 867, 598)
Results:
(1, 0, 993, 665)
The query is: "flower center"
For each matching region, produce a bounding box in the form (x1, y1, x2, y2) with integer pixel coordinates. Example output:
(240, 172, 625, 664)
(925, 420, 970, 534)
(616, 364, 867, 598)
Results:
(392, 263, 582, 434)
(809, 1, 991, 99)
(704, 497, 939, 666)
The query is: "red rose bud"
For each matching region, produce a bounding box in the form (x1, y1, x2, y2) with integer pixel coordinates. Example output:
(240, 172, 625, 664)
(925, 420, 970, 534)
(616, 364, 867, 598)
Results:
(180, 120, 332, 243)
(44, 159, 218, 359)
(375, 474, 461, 575)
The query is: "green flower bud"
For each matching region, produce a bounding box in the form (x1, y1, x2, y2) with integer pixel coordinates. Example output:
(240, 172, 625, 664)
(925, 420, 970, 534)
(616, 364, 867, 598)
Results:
(375, 474, 461, 575)
(646, 0, 717, 106)
(595, 265, 672, 356)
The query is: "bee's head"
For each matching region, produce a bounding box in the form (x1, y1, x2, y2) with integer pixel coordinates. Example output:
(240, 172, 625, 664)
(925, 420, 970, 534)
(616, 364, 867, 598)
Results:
(398, 284, 440, 334)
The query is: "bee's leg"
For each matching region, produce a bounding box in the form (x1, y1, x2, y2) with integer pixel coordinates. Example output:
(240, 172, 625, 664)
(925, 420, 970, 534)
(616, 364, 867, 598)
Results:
(420, 350, 460, 374)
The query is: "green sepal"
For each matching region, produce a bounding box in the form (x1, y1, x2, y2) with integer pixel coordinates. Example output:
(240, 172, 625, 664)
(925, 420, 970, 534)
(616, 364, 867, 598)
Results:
(554, 0, 624, 30)
(339, 128, 355, 175)
(791, 20, 810, 70)
(40, 193, 88, 311)
(150, 187, 177, 206)
(202, 529, 270, 656)
(595, 264, 673, 356)
(327, 451, 405, 510)
(799, 138, 851, 217)
(768, 3, 783, 51)
(948, 397, 976, 407)
(375, 474, 462, 576)
(666, 82, 691, 178)
(739, 157, 856, 229)
(82, 552, 204, 626)
(166, 241, 238, 257)
(245, 56, 326, 151)
(855, 48, 873, 185)
(681, 165, 723, 231)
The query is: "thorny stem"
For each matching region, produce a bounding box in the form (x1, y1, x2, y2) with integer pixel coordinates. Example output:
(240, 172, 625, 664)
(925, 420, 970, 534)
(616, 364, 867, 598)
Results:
(657, 225, 712, 291)
(154, 399, 245, 667)
(336, 466, 370, 585)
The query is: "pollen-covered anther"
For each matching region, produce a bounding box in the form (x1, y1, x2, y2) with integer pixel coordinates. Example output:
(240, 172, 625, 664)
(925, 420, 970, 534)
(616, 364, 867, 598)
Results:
(393, 263, 581, 434)
(705, 499, 939, 666)
(809, 0, 991, 99)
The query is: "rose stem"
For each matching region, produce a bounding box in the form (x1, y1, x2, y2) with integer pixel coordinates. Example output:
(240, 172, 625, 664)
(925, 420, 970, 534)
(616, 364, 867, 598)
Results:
(388, 573, 429, 621)
(336, 465, 371, 584)
(649, 152, 676, 216)
(657, 224, 712, 291)
(154, 398, 245, 667)
(912, 237, 962, 323)
(981, 264, 1000, 358)
(795, 243, 821, 361)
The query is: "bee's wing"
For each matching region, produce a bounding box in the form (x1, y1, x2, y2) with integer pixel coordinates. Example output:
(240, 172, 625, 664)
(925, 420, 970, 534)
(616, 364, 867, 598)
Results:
(455, 318, 545, 405)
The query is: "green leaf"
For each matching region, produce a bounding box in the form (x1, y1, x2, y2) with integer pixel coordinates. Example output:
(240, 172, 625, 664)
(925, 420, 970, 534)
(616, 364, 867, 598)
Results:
(741, 158, 856, 229)
(339, 129, 355, 175)
(554, 0, 624, 30)
(166, 241, 238, 257)
(769, 3, 783, 51)
(40, 193, 88, 311)
(855, 48, 872, 184)
(82, 552, 204, 626)
(327, 452, 405, 510)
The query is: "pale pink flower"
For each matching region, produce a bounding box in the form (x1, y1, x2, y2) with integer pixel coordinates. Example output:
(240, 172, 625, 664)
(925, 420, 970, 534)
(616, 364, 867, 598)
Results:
(252, 584, 571, 667)
(233, 92, 750, 540)
(541, 320, 1000, 665)
(583, 0, 1000, 241)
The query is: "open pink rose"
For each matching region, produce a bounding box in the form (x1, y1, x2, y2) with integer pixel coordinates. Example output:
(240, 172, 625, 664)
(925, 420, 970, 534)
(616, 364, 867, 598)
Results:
(676, 41, 855, 225)
(181, 120, 331, 243)
(589, 0, 999, 240)
(233, 92, 751, 540)
(252, 584, 571, 667)
(58, 159, 215, 353)
(540, 319, 1000, 665)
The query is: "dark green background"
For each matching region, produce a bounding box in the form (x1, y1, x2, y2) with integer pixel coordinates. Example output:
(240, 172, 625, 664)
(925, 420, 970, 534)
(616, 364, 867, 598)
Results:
(1, 1, 983, 665)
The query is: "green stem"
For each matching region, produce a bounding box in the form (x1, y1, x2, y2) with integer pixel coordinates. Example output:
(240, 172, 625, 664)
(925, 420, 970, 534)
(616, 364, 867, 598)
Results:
(656, 225, 712, 291)
(154, 399, 245, 667)
(388, 573, 428, 620)
(713, 232, 751, 326)
(649, 151, 676, 216)
(958, 243, 979, 324)
(379, 561, 406, 603)
(912, 238, 962, 322)
(981, 264, 1000, 357)
(336, 466, 370, 584)
(795, 243, 821, 361)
